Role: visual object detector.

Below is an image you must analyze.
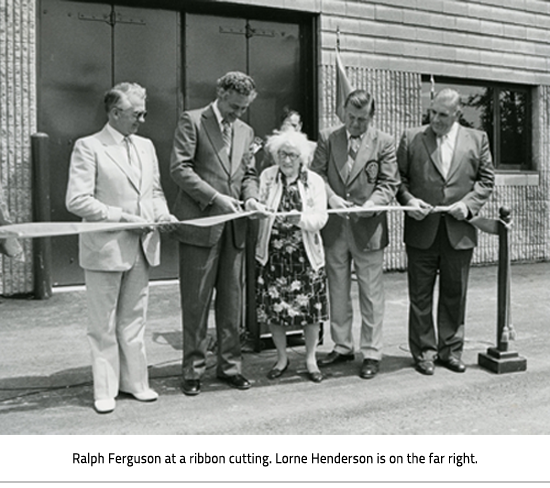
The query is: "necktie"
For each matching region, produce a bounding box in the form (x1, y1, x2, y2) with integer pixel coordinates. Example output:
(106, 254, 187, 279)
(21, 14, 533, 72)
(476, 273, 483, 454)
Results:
(222, 119, 232, 156)
(346, 135, 360, 180)
(437, 134, 451, 178)
(124, 136, 141, 181)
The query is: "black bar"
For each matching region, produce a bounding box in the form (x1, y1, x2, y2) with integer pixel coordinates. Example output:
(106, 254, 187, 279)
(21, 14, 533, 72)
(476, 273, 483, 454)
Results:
(31, 133, 52, 299)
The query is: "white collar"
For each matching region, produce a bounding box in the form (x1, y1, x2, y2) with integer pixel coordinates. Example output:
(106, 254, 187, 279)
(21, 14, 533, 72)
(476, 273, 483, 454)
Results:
(213, 100, 226, 127)
(440, 122, 459, 144)
(106, 123, 127, 145)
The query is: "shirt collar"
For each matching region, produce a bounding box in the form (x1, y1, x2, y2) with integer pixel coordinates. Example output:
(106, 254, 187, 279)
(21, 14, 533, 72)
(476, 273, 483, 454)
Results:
(346, 129, 365, 143)
(106, 123, 127, 145)
(440, 122, 459, 144)
(213, 100, 226, 127)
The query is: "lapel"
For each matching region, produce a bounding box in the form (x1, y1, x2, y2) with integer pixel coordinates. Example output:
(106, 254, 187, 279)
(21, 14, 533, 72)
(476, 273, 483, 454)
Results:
(132, 137, 148, 193)
(202, 105, 231, 176)
(422, 126, 446, 180)
(98, 125, 141, 192)
(332, 126, 349, 183)
(348, 126, 376, 184)
(446, 125, 468, 182)
(231, 119, 247, 176)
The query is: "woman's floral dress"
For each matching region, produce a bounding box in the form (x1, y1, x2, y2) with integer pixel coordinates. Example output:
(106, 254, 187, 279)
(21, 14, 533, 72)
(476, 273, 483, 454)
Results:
(256, 173, 328, 327)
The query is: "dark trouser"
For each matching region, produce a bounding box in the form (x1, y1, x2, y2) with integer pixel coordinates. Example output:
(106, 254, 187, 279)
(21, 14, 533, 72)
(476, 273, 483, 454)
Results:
(179, 224, 244, 379)
(406, 220, 473, 363)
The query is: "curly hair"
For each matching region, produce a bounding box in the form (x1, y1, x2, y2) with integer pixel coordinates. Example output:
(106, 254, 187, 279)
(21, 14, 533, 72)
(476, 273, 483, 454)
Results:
(216, 71, 257, 98)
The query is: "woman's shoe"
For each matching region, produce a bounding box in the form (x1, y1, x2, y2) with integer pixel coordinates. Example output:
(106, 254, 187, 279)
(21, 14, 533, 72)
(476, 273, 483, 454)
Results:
(307, 371, 324, 383)
(266, 360, 289, 379)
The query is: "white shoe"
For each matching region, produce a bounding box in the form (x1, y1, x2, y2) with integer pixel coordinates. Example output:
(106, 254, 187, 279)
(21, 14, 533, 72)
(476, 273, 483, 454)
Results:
(94, 398, 116, 414)
(126, 389, 158, 402)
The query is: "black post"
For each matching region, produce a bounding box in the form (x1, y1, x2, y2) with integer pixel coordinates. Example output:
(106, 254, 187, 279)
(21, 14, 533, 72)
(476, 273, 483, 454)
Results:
(31, 133, 52, 299)
(478, 207, 526, 373)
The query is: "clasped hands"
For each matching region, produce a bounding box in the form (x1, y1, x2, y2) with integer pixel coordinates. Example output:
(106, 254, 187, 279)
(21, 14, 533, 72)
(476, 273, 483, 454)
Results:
(330, 195, 379, 219)
(406, 198, 469, 221)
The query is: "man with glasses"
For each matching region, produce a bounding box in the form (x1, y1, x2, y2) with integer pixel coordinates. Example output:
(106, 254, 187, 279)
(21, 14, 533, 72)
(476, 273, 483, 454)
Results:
(66, 82, 178, 413)
(397, 88, 495, 375)
(170, 71, 267, 396)
(311, 89, 399, 380)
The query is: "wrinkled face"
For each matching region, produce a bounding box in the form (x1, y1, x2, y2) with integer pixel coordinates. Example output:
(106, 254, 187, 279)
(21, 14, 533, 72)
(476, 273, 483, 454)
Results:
(217, 89, 254, 123)
(429, 98, 459, 136)
(276, 141, 302, 179)
(281, 113, 302, 132)
(110, 93, 146, 136)
(344, 104, 371, 137)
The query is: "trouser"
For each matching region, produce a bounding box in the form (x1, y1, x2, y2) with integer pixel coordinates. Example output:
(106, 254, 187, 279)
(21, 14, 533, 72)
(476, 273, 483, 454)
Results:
(179, 224, 244, 379)
(406, 221, 473, 362)
(85, 248, 150, 400)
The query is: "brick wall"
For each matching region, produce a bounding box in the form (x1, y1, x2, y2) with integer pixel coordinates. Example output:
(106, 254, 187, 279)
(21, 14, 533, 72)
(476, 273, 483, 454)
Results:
(0, 0, 35, 294)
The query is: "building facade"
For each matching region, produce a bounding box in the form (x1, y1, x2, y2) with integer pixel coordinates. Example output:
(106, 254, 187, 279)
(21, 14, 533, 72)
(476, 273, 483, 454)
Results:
(1, 0, 549, 294)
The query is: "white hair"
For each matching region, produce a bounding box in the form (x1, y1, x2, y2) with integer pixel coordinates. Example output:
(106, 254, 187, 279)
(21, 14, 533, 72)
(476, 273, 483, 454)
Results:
(265, 131, 312, 164)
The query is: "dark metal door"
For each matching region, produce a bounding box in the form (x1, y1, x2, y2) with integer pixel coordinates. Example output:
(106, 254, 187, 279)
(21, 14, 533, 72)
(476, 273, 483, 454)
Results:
(39, 1, 179, 285)
(184, 13, 303, 140)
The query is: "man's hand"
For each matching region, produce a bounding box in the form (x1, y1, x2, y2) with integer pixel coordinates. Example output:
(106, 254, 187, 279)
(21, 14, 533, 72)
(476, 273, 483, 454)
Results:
(213, 193, 243, 214)
(447, 201, 469, 221)
(157, 214, 179, 233)
(245, 198, 270, 219)
(329, 195, 353, 219)
(121, 212, 153, 234)
(357, 199, 377, 218)
(406, 198, 432, 221)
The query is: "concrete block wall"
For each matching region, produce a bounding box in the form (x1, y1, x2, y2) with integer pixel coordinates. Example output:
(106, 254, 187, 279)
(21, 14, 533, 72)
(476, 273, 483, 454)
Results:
(0, 0, 35, 295)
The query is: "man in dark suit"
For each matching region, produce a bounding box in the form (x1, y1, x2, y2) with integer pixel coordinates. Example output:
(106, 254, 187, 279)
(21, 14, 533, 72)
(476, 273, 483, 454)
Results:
(311, 90, 399, 379)
(397, 88, 495, 375)
(170, 71, 266, 396)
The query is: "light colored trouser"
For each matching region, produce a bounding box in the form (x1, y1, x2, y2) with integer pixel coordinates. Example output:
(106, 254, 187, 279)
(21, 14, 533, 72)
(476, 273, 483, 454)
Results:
(324, 223, 385, 360)
(85, 249, 150, 400)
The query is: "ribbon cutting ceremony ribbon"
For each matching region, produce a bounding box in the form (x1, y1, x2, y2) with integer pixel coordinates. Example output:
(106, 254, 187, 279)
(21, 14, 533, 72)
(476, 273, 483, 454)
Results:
(0, 205, 498, 239)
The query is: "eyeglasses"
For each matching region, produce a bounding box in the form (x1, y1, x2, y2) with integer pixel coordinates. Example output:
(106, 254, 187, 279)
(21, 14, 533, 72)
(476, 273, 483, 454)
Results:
(278, 151, 300, 162)
(116, 107, 147, 120)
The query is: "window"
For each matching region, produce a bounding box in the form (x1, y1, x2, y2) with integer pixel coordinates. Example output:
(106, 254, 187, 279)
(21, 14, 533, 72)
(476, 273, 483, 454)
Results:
(421, 77, 532, 171)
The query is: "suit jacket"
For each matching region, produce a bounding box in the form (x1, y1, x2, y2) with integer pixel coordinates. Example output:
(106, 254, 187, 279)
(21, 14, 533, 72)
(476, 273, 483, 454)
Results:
(170, 104, 259, 249)
(66, 124, 171, 271)
(396, 124, 495, 250)
(311, 125, 399, 251)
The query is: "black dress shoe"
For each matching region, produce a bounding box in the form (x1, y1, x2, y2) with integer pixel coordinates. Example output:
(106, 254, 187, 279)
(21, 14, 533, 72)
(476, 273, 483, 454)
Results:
(182, 379, 201, 396)
(267, 360, 289, 380)
(359, 359, 380, 379)
(217, 374, 251, 390)
(415, 360, 435, 376)
(318, 350, 354, 366)
(307, 371, 324, 383)
(436, 357, 466, 373)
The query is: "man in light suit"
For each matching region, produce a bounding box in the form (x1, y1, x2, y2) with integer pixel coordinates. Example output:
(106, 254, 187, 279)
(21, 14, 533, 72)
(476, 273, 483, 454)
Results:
(311, 90, 399, 379)
(66, 82, 177, 413)
(170, 71, 266, 396)
(397, 88, 495, 375)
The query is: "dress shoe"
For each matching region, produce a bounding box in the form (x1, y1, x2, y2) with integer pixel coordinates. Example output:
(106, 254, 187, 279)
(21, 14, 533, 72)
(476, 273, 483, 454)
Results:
(94, 398, 115, 414)
(307, 371, 324, 383)
(318, 350, 354, 366)
(182, 379, 201, 396)
(267, 360, 289, 380)
(436, 357, 466, 373)
(415, 360, 435, 376)
(217, 374, 251, 390)
(359, 359, 380, 379)
(122, 389, 158, 402)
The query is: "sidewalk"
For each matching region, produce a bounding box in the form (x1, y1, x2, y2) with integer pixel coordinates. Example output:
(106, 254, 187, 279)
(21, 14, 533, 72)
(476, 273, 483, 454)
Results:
(0, 262, 549, 434)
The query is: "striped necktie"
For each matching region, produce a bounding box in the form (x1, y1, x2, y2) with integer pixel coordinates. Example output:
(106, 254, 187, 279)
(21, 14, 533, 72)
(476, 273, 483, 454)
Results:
(222, 119, 232, 156)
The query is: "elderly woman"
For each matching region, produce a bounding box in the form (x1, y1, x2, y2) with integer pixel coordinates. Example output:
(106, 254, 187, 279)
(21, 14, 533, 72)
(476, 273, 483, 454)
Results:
(256, 131, 328, 383)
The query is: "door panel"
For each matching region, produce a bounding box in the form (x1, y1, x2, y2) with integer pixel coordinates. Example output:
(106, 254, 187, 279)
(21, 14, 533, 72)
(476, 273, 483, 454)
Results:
(39, 0, 112, 285)
(184, 14, 247, 111)
(39, 0, 180, 285)
(248, 20, 301, 140)
(114, 6, 180, 279)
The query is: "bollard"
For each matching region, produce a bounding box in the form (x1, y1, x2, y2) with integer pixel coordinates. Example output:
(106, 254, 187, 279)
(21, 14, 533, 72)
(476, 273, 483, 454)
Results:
(478, 207, 526, 373)
(31, 133, 52, 299)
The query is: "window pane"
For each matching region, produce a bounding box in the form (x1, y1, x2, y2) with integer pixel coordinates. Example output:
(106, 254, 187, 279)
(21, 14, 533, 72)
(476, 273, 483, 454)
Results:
(499, 89, 528, 169)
